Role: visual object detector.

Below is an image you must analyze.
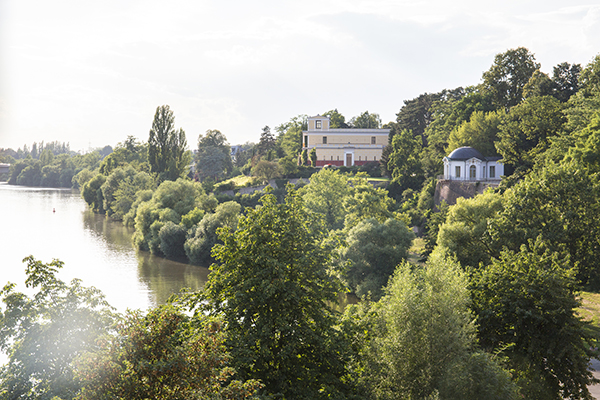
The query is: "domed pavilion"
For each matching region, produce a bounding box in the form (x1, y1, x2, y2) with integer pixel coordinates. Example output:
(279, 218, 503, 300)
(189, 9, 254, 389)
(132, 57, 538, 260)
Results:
(442, 147, 503, 181)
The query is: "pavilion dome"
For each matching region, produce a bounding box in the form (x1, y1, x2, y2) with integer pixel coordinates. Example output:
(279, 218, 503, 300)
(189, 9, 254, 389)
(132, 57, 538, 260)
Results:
(446, 146, 485, 161)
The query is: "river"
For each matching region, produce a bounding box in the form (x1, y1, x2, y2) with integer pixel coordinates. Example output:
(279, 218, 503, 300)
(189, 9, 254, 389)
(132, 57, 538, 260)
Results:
(0, 182, 209, 311)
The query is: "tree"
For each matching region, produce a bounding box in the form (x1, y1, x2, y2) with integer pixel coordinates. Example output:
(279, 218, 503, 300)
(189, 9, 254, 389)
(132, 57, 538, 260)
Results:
(132, 178, 207, 254)
(309, 147, 317, 167)
(436, 190, 503, 269)
(551, 62, 581, 102)
(523, 69, 554, 99)
(258, 125, 276, 157)
(481, 47, 540, 110)
(579, 53, 600, 96)
(386, 128, 423, 192)
(338, 218, 413, 299)
(496, 95, 565, 176)
(349, 111, 381, 129)
(395, 91, 449, 147)
(276, 115, 307, 158)
(346, 249, 518, 399)
(344, 174, 395, 229)
(75, 305, 261, 400)
(446, 110, 502, 157)
(471, 239, 597, 399)
(489, 160, 600, 289)
(251, 160, 281, 184)
(196, 129, 232, 181)
(323, 109, 349, 128)
(204, 189, 351, 399)
(148, 105, 189, 181)
(184, 201, 241, 266)
(301, 168, 351, 231)
(0, 256, 116, 400)
(81, 173, 107, 213)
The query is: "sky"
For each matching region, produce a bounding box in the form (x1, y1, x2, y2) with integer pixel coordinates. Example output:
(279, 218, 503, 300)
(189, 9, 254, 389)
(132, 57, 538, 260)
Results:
(1, 0, 599, 153)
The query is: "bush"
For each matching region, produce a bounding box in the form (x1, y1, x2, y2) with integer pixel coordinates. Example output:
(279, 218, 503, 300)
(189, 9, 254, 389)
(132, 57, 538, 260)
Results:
(159, 222, 187, 260)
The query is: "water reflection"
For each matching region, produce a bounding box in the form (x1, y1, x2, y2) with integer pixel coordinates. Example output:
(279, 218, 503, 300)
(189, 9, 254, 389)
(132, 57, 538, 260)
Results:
(80, 206, 209, 307)
(136, 251, 209, 305)
(0, 183, 209, 312)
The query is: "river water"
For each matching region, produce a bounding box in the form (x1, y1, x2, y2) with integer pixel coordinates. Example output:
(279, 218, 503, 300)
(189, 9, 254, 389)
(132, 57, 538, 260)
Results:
(0, 182, 209, 311)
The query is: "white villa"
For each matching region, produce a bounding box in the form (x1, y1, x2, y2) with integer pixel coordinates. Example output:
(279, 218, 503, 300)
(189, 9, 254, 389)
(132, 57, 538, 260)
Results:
(442, 147, 503, 181)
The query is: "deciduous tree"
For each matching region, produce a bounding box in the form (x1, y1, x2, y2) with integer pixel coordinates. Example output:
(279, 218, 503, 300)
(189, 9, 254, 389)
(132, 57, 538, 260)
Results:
(0, 256, 116, 400)
(204, 189, 351, 399)
(471, 239, 597, 399)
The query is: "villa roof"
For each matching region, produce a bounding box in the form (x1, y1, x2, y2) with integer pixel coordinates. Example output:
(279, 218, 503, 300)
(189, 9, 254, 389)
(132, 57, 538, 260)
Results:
(446, 146, 485, 161)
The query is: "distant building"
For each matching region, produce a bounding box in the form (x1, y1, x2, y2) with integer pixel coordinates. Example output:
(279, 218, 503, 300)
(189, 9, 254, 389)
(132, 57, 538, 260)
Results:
(230, 145, 243, 161)
(302, 115, 389, 167)
(0, 163, 10, 175)
(442, 147, 503, 181)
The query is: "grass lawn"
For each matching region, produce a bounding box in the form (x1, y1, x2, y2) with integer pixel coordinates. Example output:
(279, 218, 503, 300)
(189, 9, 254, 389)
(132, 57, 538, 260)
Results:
(577, 291, 600, 341)
(407, 237, 425, 266)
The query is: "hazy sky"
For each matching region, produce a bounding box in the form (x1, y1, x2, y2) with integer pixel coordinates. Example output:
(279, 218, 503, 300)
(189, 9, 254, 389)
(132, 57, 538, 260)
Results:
(1, 0, 599, 153)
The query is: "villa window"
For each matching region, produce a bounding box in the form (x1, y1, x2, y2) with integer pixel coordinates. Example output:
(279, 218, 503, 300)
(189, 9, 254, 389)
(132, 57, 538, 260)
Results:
(490, 166, 496, 178)
(470, 165, 476, 179)
(330, 156, 333, 161)
(316, 120, 322, 130)
(337, 156, 339, 161)
(371, 136, 376, 144)
(323, 136, 327, 144)
(359, 156, 361, 161)
(304, 136, 308, 147)
(455, 166, 461, 178)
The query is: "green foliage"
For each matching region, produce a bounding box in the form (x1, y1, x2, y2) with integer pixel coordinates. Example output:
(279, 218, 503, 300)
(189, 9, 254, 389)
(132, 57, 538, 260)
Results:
(496, 95, 565, 176)
(148, 105, 190, 182)
(184, 201, 241, 266)
(309, 147, 317, 167)
(481, 47, 540, 110)
(437, 190, 503, 268)
(0, 256, 116, 400)
(490, 160, 600, 289)
(551, 62, 581, 102)
(132, 178, 206, 254)
(349, 111, 381, 129)
(344, 175, 395, 229)
(276, 115, 307, 158)
(110, 170, 155, 220)
(386, 129, 423, 193)
(346, 250, 517, 400)
(523, 69, 554, 99)
(180, 207, 205, 230)
(158, 222, 188, 260)
(75, 305, 262, 400)
(446, 110, 502, 156)
(251, 160, 281, 184)
(471, 239, 597, 399)
(338, 218, 414, 299)
(301, 168, 351, 231)
(204, 189, 351, 399)
(196, 129, 232, 181)
(322, 109, 348, 128)
(423, 200, 449, 257)
(579, 53, 600, 96)
(81, 174, 107, 214)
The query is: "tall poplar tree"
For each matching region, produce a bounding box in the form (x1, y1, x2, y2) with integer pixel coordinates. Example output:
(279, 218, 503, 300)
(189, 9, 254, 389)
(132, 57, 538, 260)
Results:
(148, 105, 189, 181)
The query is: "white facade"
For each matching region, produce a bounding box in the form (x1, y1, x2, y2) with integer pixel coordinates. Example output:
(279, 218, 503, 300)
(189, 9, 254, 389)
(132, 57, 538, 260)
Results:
(442, 147, 503, 181)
